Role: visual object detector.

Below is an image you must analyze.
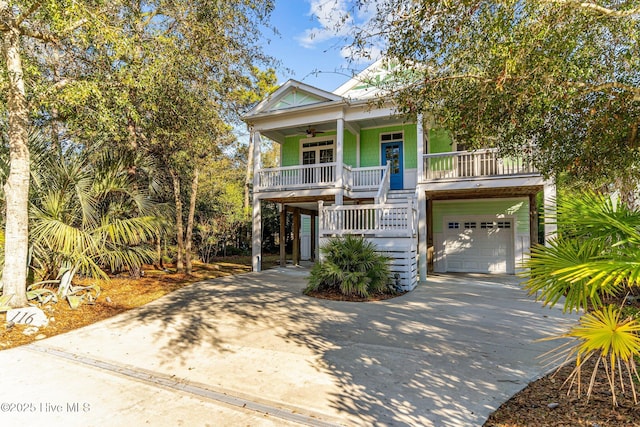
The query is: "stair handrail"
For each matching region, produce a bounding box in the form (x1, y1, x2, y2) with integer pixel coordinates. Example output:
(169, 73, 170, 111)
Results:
(375, 161, 391, 204)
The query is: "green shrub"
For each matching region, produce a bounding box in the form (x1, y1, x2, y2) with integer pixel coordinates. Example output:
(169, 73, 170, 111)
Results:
(305, 235, 391, 298)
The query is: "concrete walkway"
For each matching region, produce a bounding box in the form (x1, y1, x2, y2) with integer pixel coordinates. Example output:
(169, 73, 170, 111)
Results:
(0, 266, 577, 426)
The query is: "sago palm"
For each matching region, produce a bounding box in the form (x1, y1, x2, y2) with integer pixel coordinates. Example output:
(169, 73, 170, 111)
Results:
(305, 235, 391, 298)
(525, 191, 640, 405)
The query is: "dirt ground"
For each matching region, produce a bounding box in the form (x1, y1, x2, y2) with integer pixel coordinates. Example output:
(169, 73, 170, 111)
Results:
(2, 260, 639, 426)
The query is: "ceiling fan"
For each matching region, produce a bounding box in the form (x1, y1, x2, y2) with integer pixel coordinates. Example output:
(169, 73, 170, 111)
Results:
(306, 126, 324, 137)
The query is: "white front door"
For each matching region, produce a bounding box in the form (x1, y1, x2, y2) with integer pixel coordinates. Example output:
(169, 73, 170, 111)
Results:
(301, 214, 311, 261)
(443, 217, 514, 274)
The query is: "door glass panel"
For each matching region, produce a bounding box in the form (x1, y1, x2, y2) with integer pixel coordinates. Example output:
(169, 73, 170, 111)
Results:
(385, 145, 400, 174)
(319, 148, 333, 163)
(302, 151, 316, 165)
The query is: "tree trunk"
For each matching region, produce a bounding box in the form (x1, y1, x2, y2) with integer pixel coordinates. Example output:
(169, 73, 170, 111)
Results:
(185, 168, 199, 275)
(1, 24, 30, 307)
(169, 168, 185, 272)
(154, 234, 164, 270)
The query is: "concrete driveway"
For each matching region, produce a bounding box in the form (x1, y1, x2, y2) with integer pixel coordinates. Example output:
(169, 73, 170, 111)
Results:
(0, 266, 577, 426)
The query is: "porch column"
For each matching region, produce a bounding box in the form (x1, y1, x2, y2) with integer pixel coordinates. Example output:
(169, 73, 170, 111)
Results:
(416, 113, 425, 181)
(310, 212, 317, 261)
(292, 207, 300, 265)
(251, 130, 263, 272)
(252, 130, 262, 189)
(418, 190, 428, 284)
(318, 200, 325, 262)
(335, 118, 344, 206)
(543, 178, 557, 245)
(279, 203, 286, 266)
(252, 195, 262, 272)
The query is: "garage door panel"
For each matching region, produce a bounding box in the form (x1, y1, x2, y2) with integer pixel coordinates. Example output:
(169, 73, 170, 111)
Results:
(444, 218, 513, 274)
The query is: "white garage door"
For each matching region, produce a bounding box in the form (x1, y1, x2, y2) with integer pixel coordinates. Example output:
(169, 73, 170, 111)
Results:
(443, 218, 514, 274)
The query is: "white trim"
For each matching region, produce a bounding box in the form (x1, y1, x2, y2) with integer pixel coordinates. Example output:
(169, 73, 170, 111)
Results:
(246, 79, 343, 118)
(298, 135, 336, 165)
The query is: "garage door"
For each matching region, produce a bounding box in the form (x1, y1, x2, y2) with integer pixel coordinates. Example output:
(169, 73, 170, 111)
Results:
(443, 218, 514, 274)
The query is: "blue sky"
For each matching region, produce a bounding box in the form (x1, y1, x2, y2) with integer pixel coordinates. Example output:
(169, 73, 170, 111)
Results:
(260, 0, 377, 92)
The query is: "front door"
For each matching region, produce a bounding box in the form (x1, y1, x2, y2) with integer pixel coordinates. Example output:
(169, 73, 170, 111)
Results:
(382, 142, 403, 190)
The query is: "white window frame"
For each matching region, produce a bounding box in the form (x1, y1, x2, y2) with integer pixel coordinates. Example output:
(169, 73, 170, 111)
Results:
(299, 135, 336, 165)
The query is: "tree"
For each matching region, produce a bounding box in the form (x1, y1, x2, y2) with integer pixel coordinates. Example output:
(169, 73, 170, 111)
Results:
(0, 1, 277, 303)
(0, 1, 108, 307)
(346, 0, 639, 189)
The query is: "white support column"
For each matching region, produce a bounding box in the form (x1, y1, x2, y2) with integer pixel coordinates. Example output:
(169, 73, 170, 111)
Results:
(416, 113, 425, 182)
(252, 130, 262, 189)
(335, 118, 344, 206)
(543, 178, 557, 246)
(418, 190, 428, 284)
(251, 130, 263, 271)
(252, 195, 262, 272)
(317, 200, 325, 262)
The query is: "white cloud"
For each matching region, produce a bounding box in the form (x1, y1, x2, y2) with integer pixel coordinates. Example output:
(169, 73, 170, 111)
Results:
(297, 0, 353, 49)
(296, 0, 386, 69)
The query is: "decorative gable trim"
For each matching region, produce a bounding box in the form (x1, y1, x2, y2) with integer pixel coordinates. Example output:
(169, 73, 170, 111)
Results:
(245, 79, 344, 118)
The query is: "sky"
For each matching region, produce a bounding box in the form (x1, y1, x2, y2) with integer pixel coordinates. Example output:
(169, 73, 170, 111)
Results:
(259, 0, 379, 93)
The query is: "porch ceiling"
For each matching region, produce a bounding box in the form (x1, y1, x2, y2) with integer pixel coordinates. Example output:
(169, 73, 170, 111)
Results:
(258, 114, 408, 143)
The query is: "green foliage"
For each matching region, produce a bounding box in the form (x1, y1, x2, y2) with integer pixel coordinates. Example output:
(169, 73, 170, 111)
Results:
(524, 192, 640, 313)
(525, 191, 640, 404)
(348, 0, 640, 187)
(305, 235, 391, 298)
(547, 305, 640, 405)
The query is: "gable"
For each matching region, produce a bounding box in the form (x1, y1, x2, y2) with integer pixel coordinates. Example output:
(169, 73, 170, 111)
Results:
(271, 90, 327, 111)
(334, 58, 400, 100)
(245, 79, 343, 118)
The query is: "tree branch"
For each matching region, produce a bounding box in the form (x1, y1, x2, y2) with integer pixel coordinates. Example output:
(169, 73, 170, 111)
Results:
(576, 81, 640, 99)
(19, 26, 58, 43)
(550, 0, 640, 17)
(15, 1, 42, 27)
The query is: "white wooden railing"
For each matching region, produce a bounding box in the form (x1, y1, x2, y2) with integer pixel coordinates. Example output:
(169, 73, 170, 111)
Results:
(256, 163, 387, 191)
(256, 163, 337, 189)
(423, 149, 537, 181)
(374, 161, 391, 204)
(318, 200, 417, 238)
(346, 164, 387, 190)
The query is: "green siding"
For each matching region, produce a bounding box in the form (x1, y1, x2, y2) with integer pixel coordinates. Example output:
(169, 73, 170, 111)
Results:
(280, 124, 416, 169)
(344, 131, 357, 166)
(360, 124, 417, 168)
(432, 198, 529, 234)
(428, 128, 453, 153)
(282, 135, 302, 166)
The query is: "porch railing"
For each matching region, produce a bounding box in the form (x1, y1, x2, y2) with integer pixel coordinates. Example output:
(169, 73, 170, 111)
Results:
(319, 201, 417, 238)
(345, 164, 387, 190)
(423, 149, 537, 181)
(256, 162, 337, 190)
(256, 162, 386, 192)
(374, 161, 391, 204)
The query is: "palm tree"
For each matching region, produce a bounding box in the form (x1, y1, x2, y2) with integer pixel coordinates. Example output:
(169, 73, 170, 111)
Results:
(524, 191, 640, 405)
(1, 131, 165, 298)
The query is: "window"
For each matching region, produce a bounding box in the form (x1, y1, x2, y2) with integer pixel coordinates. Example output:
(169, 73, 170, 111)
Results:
(300, 137, 335, 165)
(381, 132, 403, 142)
(464, 222, 477, 229)
(448, 222, 460, 229)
